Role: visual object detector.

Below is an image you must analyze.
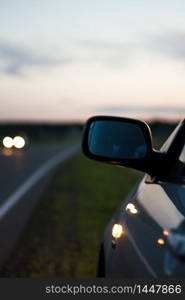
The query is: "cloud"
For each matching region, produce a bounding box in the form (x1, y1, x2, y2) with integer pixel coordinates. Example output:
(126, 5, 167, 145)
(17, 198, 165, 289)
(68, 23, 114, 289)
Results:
(0, 40, 72, 76)
(94, 105, 185, 114)
(149, 31, 185, 61)
(2, 31, 185, 76)
(80, 32, 185, 67)
(80, 39, 131, 51)
(78, 39, 137, 68)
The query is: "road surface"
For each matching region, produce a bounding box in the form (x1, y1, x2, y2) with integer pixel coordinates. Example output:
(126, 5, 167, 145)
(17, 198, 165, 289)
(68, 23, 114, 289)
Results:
(0, 141, 80, 266)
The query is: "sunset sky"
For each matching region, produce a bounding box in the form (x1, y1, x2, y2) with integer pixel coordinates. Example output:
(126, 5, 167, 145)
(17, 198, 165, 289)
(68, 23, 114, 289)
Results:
(0, 0, 185, 122)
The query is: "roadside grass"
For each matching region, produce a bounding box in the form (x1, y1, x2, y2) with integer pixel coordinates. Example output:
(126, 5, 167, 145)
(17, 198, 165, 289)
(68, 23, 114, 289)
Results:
(0, 154, 140, 278)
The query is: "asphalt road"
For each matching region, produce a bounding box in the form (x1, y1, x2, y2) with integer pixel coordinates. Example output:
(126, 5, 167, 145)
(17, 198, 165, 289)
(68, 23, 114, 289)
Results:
(0, 141, 80, 266)
(0, 142, 79, 205)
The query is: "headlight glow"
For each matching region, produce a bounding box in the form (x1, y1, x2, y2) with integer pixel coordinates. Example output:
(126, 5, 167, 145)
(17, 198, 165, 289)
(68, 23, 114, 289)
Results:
(13, 136, 25, 149)
(163, 230, 169, 236)
(3, 136, 13, 148)
(157, 238, 165, 245)
(125, 203, 138, 214)
(112, 224, 124, 239)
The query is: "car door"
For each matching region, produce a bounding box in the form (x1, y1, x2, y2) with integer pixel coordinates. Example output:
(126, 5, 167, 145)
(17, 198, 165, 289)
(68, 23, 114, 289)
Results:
(104, 120, 185, 278)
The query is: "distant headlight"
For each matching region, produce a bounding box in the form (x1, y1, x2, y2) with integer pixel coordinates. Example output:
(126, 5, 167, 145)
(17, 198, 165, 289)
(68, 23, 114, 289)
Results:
(13, 136, 26, 149)
(3, 136, 13, 149)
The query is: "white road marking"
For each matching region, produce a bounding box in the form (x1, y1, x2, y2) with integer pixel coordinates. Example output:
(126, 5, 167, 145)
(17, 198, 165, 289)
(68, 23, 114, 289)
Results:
(0, 143, 80, 221)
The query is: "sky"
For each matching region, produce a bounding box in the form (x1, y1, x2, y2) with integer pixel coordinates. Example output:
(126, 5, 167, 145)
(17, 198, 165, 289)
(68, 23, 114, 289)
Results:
(0, 0, 185, 122)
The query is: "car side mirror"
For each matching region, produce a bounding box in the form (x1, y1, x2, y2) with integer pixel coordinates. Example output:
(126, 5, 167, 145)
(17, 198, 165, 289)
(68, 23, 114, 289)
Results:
(82, 116, 159, 174)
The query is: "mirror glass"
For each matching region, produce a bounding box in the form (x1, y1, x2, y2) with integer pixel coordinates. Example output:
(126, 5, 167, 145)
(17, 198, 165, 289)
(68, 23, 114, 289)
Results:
(88, 120, 148, 159)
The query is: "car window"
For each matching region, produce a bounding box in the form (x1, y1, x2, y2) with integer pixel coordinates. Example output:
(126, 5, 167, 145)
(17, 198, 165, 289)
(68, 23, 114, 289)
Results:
(164, 136, 185, 182)
(171, 140, 185, 180)
(179, 144, 185, 163)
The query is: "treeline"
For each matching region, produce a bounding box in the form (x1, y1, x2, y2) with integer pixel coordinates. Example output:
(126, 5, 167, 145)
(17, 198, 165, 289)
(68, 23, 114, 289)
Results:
(149, 120, 178, 140)
(0, 123, 83, 141)
(0, 120, 179, 142)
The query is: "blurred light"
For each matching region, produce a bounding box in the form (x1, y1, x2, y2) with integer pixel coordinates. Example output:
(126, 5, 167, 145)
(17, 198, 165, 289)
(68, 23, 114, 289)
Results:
(126, 203, 135, 210)
(3, 136, 13, 148)
(163, 230, 169, 236)
(125, 203, 138, 214)
(2, 148, 13, 156)
(112, 224, 124, 239)
(13, 136, 25, 149)
(157, 238, 165, 245)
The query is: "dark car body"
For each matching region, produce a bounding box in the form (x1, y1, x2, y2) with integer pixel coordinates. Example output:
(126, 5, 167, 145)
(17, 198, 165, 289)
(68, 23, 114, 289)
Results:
(82, 117, 185, 278)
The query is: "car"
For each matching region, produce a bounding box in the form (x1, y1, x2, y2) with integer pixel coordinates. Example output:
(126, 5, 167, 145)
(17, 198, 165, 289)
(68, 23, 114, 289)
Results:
(1, 135, 27, 151)
(82, 115, 185, 278)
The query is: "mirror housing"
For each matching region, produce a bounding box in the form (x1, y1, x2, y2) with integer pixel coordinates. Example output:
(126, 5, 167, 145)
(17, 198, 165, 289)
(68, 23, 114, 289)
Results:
(82, 115, 161, 175)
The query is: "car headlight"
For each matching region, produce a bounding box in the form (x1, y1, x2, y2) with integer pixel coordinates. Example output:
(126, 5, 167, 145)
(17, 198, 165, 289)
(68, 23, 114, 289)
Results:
(3, 136, 14, 149)
(13, 136, 26, 149)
